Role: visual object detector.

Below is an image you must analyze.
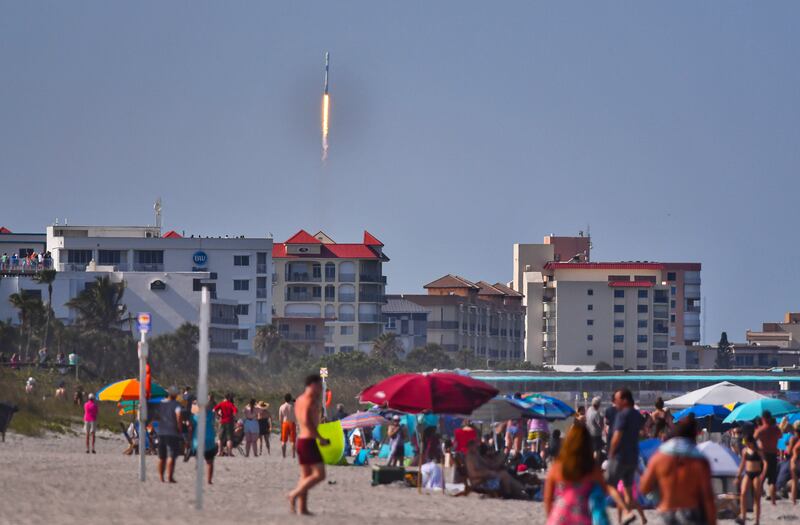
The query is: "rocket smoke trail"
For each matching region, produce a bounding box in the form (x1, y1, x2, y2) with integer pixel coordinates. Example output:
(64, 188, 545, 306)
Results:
(321, 52, 330, 162)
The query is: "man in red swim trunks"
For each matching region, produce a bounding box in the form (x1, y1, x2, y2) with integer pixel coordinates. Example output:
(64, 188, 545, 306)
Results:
(288, 374, 330, 515)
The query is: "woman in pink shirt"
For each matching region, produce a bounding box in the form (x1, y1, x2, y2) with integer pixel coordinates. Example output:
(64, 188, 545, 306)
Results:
(84, 393, 99, 454)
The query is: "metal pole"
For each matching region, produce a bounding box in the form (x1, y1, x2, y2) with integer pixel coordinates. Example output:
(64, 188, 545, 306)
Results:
(196, 287, 210, 510)
(321, 377, 328, 420)
(138, 332, 148, 482)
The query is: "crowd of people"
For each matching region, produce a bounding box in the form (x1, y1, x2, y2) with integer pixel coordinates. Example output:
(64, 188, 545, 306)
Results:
(0, 250, 52, 272)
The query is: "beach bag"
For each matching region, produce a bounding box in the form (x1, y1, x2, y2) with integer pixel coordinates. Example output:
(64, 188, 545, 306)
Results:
(589, 483, 610, 525)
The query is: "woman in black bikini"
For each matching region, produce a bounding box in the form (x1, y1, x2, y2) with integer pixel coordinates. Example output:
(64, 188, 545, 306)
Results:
(736, 434, 767, 525)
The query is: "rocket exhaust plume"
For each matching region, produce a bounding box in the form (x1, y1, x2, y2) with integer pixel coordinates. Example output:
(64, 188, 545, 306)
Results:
(321, 52, 330, 162)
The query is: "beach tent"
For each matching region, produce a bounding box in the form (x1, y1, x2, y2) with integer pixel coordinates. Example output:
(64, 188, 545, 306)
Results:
(665, 381, 765, 408)
(696, 441, 740, 477)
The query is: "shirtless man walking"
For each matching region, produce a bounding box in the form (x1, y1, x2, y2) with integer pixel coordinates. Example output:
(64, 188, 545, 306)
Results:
(279, 393, 297, 459)
(288, 374, 330, 515)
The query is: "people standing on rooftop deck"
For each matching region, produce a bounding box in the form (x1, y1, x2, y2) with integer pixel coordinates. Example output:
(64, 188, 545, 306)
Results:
(606, 388, 647, 525)
(755, 410, 782, 506)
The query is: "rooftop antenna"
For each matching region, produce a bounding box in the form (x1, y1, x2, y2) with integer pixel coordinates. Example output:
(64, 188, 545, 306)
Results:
(54, 218, 59, 226)
(154, 198, 162, 232)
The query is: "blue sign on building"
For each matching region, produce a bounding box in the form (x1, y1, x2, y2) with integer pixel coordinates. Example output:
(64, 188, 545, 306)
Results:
(192, 251, 208, 267)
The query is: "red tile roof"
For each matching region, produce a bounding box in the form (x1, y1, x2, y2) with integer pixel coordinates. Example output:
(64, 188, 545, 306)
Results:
(162, 230, 183, 238)
(424, 274, 480, 289)
(492, 282, 524, 297)
(608, 281, 655, 288)
(476, 281, 506, 296)
(546, 262, 665, 270)
(363, 230, 383, 246)
(284, 230, 322, 244)
(0, 227, 11, 234)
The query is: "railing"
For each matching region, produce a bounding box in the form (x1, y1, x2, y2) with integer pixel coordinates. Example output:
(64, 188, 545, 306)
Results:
(133, 263, 164, 272)
(256, 289, 267, 299)
(280, 333, 324, 342)
(286, 273, 321, 283)
(339, 273, 356, 282)
(210, 316, 238, 325)
(56, 263, 88, 272)
(0, 260, 54, 274)
(210, 341, 238, 350)
(358, 293, 385, 303)
(285, 292, 318, 301)
(256, 263, 268, 274)
(428, 321, 459, 330)
(338, 293, 356, 302)
(338, 313, 355, 322)
(359, 274, 387, 284)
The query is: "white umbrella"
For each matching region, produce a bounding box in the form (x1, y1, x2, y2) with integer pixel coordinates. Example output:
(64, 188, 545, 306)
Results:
(665, 381, 765, 408)
(697, 441, 740, 477)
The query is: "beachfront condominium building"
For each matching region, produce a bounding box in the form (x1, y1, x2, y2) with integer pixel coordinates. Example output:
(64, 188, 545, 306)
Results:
(513, 234, 701, 369)
(271, 230, 388, 354)
(394, 275, 525, 362)
(0, 224, 273, 354)
(746, 312, 800, 350)
(382, 297, 429, 356)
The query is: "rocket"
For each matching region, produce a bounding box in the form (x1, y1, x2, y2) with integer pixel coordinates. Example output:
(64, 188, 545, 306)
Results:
(324, 52, 330, 94)
(321, 52, 331, 161)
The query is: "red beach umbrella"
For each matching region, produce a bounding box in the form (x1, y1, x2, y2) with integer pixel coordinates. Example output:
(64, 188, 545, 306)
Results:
(359, 372, 498, 414)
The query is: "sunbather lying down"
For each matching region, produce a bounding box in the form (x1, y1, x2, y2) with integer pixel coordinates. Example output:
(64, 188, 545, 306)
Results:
(464, 440, 527, 499)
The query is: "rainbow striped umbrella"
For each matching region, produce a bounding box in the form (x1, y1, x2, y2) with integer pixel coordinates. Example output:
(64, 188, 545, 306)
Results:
(339, 411, 389, 430)
(96, 378, 167, 402)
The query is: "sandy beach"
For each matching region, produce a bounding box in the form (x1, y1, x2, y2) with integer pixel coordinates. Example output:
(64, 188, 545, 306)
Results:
(1, 431, 798, 525)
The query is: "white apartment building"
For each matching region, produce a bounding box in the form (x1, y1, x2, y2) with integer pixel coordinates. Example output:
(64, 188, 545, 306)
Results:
(272, 230, 388, 354)
(0, 224, 273, 354)
(513, 235, 701, 370)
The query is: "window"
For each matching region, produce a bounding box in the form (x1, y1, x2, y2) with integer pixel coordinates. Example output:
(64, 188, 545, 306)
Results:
(614, 305, 625, 313)
(312, 286, 321, 298)
(614, 335, 624, 343)
(233, 279, 250, 291)
(587, 304, 593, 311)
(586, 349, 593, 356)
(325, 285, 335, 300)
(637, 304, 648, 313)
(325, 262, 336, 281)
(234, 255, 250, 266)
(638, 319, 648, 328)
(667, 272, 676, 281)
(654, 290, 668, 303)
(234, 329, 249, 340)
(670, 286, 677, 296)
(312, 263, 321, 279)
(670, 300, 676, 309)
(637, 334, 648, 343)
(98, 250, 121, 264)
(235, 304, 249, 316)
(136, 250, 163, 264)
(672, 352, 680, 361)
(401, 319, 409, 335)
(340, 326, 354, 335)
(385, 317, 396, 330)
(638, 289, 648, 299)
(67, 249, 93, 264)
(587, 289, 594, 296)
(613, 350, 624, 358)
(339, 345, 354, 353)
(614, 320, 625, 328)
(637, 349, 647, 359)
(670, 314, 676, 323)
(586, 319, 594, 326)
(614, 289, 625, 298)
(653, 350, 667, 362)
(587, 335, 594, 341)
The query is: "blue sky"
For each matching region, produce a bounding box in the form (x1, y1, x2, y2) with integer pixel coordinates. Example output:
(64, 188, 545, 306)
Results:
(1, 2, 798, 343)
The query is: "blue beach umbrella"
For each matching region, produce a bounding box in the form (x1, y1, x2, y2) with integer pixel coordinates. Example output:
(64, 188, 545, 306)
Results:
(673, 404, 731, 421)
(723, 398, 799, 424)
(516, 394, 574, 420)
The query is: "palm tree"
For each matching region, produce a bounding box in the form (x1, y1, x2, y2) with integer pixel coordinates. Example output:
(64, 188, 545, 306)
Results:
(33, 269, 57, 349)
(65, 275, 128, 332)
(254, 324, 282, 364)
(9, 293, 44, 362)
(371, 332, 402, 362)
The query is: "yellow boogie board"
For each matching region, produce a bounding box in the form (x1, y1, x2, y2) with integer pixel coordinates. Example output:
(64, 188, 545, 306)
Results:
(316, 420, 345, 465)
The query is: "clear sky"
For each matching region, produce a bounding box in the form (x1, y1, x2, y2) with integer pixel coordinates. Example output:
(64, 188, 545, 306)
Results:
(1, 2, 798, 343)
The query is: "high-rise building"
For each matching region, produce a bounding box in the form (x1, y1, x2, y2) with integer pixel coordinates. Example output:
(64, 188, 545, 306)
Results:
(514, 235, 701, 369)
(271, 230, 388, 354)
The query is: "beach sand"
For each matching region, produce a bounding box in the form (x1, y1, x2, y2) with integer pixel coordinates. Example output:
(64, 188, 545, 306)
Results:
(0, 432, 797, 525)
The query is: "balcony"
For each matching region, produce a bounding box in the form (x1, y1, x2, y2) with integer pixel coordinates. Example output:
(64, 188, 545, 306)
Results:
(358, 292, 386, 303)
(56, 263, 88, 272)
(338, 313, 356, 322)
(285, 291, 319, 302)
(359, 274, 387, 284)
(428, 321, 459, 330)
(257, 263, 268, 274)
(133, 263, 164, 272)
(339, 273, 356, 283)
(286, 273, 321, 283)
(256, 289, 267, 299)
(255, 313, 268, 324)
(280, 332, 324, 342)
(684, 312, 701, 327)
(210, 315, 238, 325)
(358, 313, 382, 323)
(684, 284, 701, 300)
(684, 326, 701, 342)
(210, 341, 238, 351)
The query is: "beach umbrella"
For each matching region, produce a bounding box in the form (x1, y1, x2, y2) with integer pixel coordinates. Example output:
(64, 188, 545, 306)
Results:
(339, 411, 389, 430)
(639, 438, 662, 464)
(517, 394, 575, 420)
(722, 398, 799, 424)
(673, 404, 731, 421)
(358, 372, 498, 415)
(97, 378, 167, 402)
(779, 433, 793, 452)
(469, 396, 539, 423)
(665, 381, 765, 408)
(696, 441, 740, 477)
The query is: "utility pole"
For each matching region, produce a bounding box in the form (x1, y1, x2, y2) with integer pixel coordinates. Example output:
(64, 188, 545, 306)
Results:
(195, 288, 210, 510)
(136, 313, 151, 482)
